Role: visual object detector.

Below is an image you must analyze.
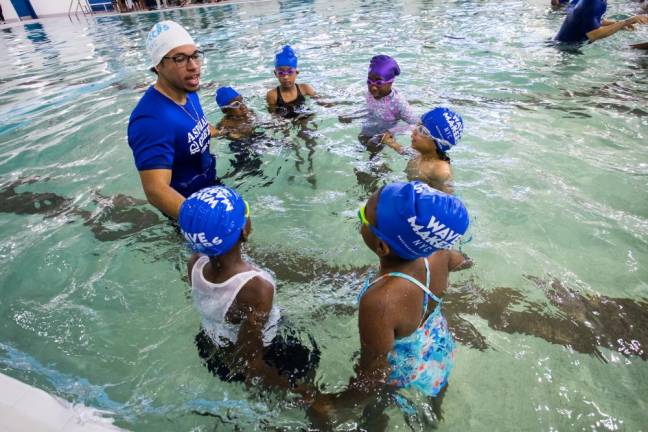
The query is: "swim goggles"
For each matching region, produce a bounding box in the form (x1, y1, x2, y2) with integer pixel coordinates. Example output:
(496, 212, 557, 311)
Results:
(275, 68, 297, 77)
(244, 200, 250, 218)
(415, 123, 452, 149)
(367, 77, 395, 86)
(358, 204, 389, 243)
(358, 204, 370, 226)
(415, 123, 433, 139)
(222, 100, 243, 109)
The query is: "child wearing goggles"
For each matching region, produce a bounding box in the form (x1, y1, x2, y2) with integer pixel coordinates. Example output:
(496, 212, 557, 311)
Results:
(358, 55, 418, 149)
(215, 86, 257, 141)
(382, 107, 464, 194)
(266, 45, 317, 119)
(307, 181, 471, 427)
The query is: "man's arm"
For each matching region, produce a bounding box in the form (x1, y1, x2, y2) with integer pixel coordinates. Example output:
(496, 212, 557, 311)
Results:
(138, 169, 185, 219)
(587, 16, 648, 42)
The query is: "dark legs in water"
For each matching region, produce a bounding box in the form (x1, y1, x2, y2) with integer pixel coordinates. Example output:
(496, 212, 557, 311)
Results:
(354, 133, 392, 196)
(0, 176, 163, 241)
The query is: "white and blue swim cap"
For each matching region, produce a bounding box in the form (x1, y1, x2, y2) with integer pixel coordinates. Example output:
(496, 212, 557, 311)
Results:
(179, 186, 248, 256)
(421, 107, 464, 153)
(146, 20, 196, 67)
(372, 181, 469, 260)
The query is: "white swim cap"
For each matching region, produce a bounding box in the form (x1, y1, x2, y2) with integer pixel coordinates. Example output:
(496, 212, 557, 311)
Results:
(146, 21, 196, 67)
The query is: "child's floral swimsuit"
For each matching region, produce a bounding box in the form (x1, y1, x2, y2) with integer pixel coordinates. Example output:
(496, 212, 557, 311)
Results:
(358, 257, 456, 397)
(361, 87, 419, 138)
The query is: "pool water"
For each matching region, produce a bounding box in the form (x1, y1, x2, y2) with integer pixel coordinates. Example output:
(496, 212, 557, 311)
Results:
(1, 0, 647, 430)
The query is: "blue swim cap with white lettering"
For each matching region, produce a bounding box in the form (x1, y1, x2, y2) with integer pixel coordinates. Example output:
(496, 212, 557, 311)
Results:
(179, 186, 247, 256)
(421, 107, 464, 153)
(373, 181, 469, 260)
(215, 86, 240, 108)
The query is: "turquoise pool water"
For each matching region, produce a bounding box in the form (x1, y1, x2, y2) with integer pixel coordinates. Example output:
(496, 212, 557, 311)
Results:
(1, 0, 647, 430)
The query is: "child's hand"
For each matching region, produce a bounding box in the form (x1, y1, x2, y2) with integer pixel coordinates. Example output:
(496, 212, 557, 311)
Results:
(381, 132, 405, 154)
(380, 131, 396, 146)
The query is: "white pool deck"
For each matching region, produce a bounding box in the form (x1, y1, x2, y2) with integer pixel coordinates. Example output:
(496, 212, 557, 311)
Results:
(0, 372, 126, 432)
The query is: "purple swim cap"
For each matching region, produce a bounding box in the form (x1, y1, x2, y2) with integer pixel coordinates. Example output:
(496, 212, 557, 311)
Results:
(368, 55, 401, 81)
(372, 181, 469, 260)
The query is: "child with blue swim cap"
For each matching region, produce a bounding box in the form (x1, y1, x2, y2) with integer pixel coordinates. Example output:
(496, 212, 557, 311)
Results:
(266, 45, 318, 119)
(383, 107, 464, 194)
(215, 86, 257, 141)
(180, 186, 319, 388)
(308, 181, 472, 426)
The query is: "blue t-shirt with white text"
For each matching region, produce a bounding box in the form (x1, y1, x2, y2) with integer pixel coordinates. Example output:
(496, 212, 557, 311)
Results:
(555, 0, 607, 43)
(128, 86, 216, 198)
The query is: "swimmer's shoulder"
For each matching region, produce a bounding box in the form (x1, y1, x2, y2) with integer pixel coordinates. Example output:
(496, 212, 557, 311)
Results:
(266, 87, 278, 106)
(187, 253, 205, 284)
(236, 272, 275, 314)
(420, 159, 452, 182)
(298, 83, 317, 97)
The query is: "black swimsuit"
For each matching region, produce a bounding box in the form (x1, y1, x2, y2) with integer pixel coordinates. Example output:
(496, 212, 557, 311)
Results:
(275, 84, 307, 119)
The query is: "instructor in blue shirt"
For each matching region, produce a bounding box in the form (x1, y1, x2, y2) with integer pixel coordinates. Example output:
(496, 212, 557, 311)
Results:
(128, 21, 219, 219)
(555, 0, 648, 44)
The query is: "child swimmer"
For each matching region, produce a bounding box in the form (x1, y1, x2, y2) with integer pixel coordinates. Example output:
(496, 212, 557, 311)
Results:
(266, 45, 317, 119)
(308, 181, 472, 425)
(180, 186, 319, 388)
(382, 107, 464, 194)
(215, 86, 257, 141)
(360, 55, 418, 149)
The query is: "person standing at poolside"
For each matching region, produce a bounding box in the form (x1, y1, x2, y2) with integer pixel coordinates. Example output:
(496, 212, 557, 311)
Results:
(128, 21, 220, 219)
(555, 0, 648, 44)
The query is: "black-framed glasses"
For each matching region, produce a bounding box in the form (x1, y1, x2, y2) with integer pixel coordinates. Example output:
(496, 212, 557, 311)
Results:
(162, 50, 204, 67)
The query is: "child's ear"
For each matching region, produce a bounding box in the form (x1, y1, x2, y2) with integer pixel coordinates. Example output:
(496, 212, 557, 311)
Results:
(376, 239, 391, 257)
(241, 218, 252, 242)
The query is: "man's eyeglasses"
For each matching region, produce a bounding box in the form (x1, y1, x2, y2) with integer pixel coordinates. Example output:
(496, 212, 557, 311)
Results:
(162, 50, 204, 67)
(275, 68, 297, 77)
(223, 100, 243, 110)
(367, 77, 395, 86)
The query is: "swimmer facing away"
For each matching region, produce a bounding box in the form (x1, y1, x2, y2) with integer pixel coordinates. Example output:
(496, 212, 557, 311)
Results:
(266, 45, 317, 119)
(180, 186, 319, 388)
(382, 107, 464, 194)
(308, 181, 472, 427)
